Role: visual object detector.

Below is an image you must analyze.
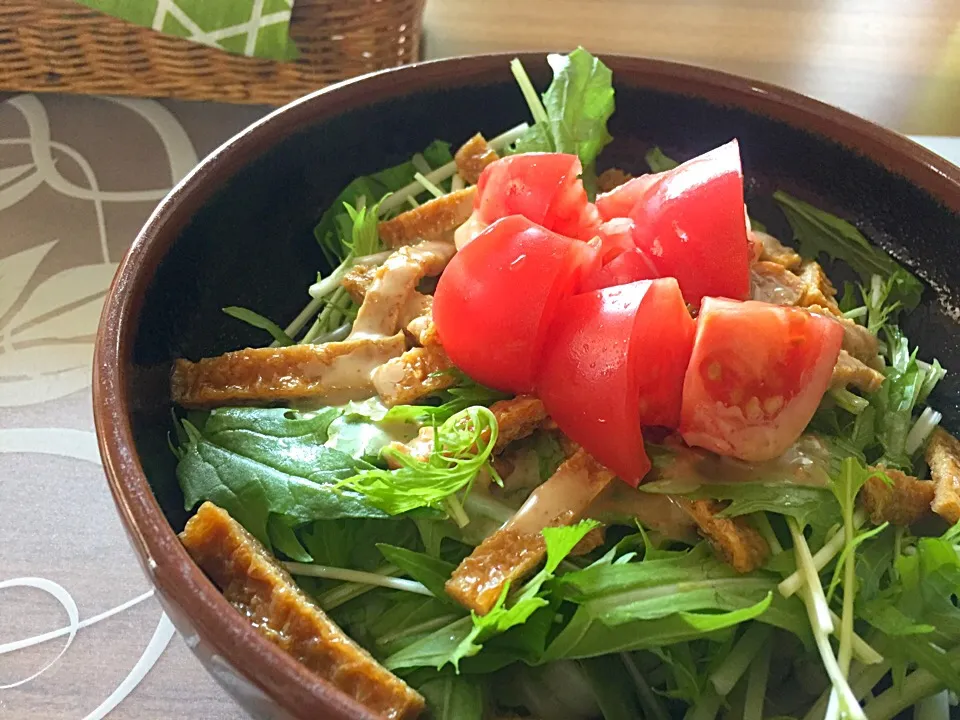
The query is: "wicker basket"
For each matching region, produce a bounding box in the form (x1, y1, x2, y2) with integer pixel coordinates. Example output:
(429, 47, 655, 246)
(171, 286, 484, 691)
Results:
(0, 0, 426, 105)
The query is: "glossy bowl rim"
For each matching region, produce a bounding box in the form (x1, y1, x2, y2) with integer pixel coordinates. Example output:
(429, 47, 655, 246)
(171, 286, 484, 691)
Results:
(92, 51, 960, 720)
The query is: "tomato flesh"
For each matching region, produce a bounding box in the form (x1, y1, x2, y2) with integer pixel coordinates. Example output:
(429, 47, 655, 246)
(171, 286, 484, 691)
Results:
(680, 298, 844, 462)
(538, 278, 695, 484)
(582, 247, 660, 293)
(434, 215, 599, 393)
(629, 141, 750, 305)
(595, 174, 659, 221)
(457, 153, 602, 248)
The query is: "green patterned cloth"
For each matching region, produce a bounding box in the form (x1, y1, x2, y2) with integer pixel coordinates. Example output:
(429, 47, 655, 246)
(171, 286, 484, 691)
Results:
(75, 0, 299, 60)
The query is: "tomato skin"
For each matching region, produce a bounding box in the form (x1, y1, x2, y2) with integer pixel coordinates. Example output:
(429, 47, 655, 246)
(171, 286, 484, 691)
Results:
(680, 298, 844, 462)
(629, 141, 750, 305)
(595, 174, 659, 221)
(582, 247, 660, 293)
(463, 153, 601, 244)
(434, 215, 599, 394)
(538, 281, 653, 485)
(538, 278, 695, 483)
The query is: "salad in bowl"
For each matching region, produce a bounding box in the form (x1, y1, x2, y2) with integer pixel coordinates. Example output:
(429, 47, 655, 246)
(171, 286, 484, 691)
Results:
(167, 49, 958, 720)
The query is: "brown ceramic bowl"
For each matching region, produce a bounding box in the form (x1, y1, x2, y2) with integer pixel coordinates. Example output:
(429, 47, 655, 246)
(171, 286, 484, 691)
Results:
(93, 53, 960, 719)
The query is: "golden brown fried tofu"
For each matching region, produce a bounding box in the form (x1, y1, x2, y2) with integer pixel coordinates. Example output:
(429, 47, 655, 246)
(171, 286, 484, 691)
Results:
(350, 241, 456, 339)
(807, 304, 881, 366)
(341, 263, 378, 304)
(679, 499, 770, 573)
(750, 260, 805, 305)
(797, 262, 841, 315)
(398, 294, 434, 347)
(596, 167, 633, 193)
(860, 468, 934, 526)
(377, 187, 476, 248)
(490, 396, 548, 452)
(372, 345, 456, 407)
(926, 428, 960, 524)
(446, 450, 615, 615)
(454, 134, 499, 185)
(444, 526, 552, 615)
(831, 349, 885, 394)
(181, 503, 425, 720)
(754, 231, 802, 271)
(171, 334, 406, 409)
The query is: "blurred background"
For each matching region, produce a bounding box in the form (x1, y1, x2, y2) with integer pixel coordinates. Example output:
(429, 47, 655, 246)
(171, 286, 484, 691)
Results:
(423, 0, 960, 136)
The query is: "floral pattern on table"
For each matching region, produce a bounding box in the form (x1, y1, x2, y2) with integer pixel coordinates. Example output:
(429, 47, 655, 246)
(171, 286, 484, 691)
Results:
(0, 92, 265, 719)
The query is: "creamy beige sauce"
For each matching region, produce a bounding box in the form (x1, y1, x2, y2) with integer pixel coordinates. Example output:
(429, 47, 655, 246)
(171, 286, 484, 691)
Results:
(350, 240, 455, 340)
(586, 484, 698, 542)
(506, 457, 613, 535)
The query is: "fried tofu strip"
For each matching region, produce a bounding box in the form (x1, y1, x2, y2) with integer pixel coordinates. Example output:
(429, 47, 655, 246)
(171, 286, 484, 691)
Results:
(171, 334, 406, 409)
(372, 345, 456, 407)
(377, 187, 476, 248)
(490, 396, 548, 452)
(341, 263, 378, 304)
(350, 240, 456, 339)
(342, 264, 436, 347)
(860, 468, 934, 526)
(796, 262, 841, 315)
(597, 167, 633, 193)
(754, 231, 802, 271)
(446, 450, 615, 614)
(678, 499, 769, 573)
(831, 349, 885, 394)
(926, 428, 960, 524)
(454, 134, 499, 185)
(750, 260, 805, 305)
(181, 503, 425, 720)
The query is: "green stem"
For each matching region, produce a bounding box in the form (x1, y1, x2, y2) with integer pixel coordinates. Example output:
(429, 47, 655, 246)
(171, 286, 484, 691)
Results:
(510, 58, 549, 126)
(710, 624, 771, 696)
(743, 640, 772, 720)
(830, 387, 869, 414)
(621, 653, 670, 720)
(684, 685, 722, 720)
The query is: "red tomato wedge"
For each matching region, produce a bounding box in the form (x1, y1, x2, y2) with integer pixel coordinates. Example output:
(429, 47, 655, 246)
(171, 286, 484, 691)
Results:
(582, 247, 660, 293)
(596, 217, 637, 263)
(680, 298, 844, 462)
(434, 215, 599, 393)
(595, 174, 659, 221)
(627, 141, 750, 306)
(538, 278, 695, 484)
(467, 153, 602, 242)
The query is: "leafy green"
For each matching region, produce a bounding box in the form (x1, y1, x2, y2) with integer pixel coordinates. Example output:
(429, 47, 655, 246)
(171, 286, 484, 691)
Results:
(324, 399, 413, 465)
(267, 516, 313, 562)
(376, 544, 458, 603)
(449, 521, 602, 668)
(383, 371, 510, 424)
(413, 668, 485, 720)
(580, 655, 646, 720)
(643, 481, 836, 529)
(337, 406, 499, 516)
(645, 147, 680, 172)
(532, 430, 566, 480)
(872, 326, 928, 468)
(176, 408, 383, 546)
(511, 47, 615, 188)
(222, 306, 293, 345)
(312, 139, 453, 262)
(555, 544, 777, 625)
(542, 598, 772, 662)
(773, 191, 923, 312)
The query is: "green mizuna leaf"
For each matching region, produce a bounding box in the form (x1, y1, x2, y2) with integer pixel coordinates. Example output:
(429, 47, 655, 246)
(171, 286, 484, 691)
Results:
(176, 408, 384, 547)
(773, 191, 923, 312)
(337, 406, 500, 516)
